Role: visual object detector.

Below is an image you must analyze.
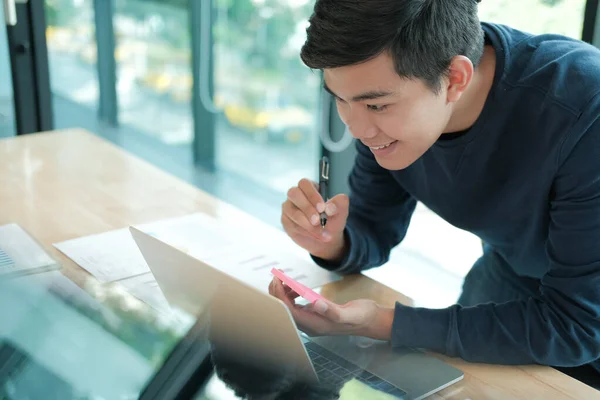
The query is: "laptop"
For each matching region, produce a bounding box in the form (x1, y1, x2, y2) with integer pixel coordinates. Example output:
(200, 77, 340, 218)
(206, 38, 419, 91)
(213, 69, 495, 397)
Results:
(129, 227, 464, 399)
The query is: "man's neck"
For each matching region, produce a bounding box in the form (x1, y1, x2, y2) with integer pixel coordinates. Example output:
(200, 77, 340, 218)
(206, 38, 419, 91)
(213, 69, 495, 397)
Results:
(443, 45, 497, 134)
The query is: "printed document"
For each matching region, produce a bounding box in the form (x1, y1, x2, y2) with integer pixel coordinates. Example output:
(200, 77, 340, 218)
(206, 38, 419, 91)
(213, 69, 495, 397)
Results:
(54, 213, 340, 311)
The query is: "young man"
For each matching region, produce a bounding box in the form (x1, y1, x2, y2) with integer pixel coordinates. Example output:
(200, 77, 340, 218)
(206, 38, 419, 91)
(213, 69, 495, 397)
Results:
(269, 0, 600, 389)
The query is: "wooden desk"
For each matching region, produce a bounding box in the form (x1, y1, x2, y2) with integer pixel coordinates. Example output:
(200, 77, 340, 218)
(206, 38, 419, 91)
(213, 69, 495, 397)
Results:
(0, 129, 597, 399)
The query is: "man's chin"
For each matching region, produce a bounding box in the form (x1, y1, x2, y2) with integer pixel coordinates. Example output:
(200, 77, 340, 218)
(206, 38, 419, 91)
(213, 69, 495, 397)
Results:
(374, 155, 416, 171)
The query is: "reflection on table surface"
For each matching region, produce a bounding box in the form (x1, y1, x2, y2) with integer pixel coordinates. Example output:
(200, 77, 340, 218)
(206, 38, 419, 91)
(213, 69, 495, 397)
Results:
(0, 271, 195, 400)
(196, 346, 405, 400)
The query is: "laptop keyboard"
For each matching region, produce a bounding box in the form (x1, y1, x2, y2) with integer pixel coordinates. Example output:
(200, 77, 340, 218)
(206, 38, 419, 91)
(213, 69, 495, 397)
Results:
(305, 341, 407, 399)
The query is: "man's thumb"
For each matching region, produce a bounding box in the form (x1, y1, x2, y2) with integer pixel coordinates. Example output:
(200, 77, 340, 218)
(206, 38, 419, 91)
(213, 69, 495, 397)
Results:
(314, 300, 329, 314)
(314, 300, 344, 323)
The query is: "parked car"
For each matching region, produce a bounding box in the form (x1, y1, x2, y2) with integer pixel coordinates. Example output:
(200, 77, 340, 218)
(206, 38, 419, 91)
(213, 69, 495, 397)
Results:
(223, 102, 313, 144)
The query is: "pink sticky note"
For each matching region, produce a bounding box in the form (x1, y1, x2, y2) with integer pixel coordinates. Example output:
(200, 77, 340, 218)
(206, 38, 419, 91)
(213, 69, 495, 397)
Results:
(271, 268, 324, 304)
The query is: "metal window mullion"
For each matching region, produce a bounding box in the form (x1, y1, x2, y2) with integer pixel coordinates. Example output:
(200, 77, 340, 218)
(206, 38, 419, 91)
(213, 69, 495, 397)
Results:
(190, 0, 216, 171)
(6, 1, 53, 134)
(93, 0, 118, 126)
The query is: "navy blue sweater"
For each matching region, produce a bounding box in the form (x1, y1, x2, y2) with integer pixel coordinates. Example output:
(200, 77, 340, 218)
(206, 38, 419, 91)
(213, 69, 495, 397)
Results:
(317, 23, 600, 370)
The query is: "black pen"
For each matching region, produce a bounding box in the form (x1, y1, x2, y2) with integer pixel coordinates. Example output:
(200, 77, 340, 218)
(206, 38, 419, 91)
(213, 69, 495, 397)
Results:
(319, 156, 329, 228)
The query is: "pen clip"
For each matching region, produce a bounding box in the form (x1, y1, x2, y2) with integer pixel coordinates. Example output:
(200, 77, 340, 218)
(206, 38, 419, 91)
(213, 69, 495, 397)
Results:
(320, 158, 329, 181)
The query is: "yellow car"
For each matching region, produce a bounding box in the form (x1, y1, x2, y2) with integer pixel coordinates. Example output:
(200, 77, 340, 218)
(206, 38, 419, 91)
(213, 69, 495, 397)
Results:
(139, 71, 172, 94)
(223, 103, 313, 144)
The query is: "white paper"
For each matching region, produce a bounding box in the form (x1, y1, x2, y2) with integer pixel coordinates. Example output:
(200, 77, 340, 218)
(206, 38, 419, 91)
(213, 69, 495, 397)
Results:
(158, 213, 341, 291)
(0, 224, 59, 278)
(54, 229, 148, 283)
(54, 213, 340, 309)
(53, 213, 240, 283)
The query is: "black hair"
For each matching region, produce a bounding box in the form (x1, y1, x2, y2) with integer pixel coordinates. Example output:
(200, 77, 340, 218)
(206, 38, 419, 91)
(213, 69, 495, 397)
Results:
(301, 0, 485, 93)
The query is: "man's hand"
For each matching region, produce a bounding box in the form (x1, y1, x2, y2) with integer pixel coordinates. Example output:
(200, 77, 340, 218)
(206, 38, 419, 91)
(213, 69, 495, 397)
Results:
(281, 178, 350, 263)
(269, 277, 394, 341)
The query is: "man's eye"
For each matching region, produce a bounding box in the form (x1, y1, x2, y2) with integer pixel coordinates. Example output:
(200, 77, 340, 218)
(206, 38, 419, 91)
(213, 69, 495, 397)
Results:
(367, 104, 389, 112)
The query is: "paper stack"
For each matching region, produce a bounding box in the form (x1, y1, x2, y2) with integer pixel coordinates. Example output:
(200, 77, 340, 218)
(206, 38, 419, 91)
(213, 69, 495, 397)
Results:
(0, 224, 60, 279)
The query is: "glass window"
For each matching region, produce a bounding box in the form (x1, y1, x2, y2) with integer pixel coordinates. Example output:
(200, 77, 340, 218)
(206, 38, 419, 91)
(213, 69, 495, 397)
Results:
(45, 0, 99, 111)
(478, 0, 587, 38)
(113, 0, 194, 146)
(212, 0, 321, 194)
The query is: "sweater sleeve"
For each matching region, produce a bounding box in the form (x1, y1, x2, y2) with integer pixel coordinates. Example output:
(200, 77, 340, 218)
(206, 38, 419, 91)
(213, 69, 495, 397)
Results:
(312, 141, 417, 274)
(391, 102, 600, 367)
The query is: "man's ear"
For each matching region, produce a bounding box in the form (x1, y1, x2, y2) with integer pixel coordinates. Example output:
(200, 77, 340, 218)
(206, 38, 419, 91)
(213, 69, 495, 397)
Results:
(446, 55, 474, 103)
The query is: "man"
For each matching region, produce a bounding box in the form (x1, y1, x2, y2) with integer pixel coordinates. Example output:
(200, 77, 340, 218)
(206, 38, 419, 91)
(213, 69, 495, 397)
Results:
(269, 0, 600, 389)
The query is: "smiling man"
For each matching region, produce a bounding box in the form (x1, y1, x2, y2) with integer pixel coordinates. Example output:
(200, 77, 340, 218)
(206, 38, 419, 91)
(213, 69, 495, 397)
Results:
(271, 0, 600, 389)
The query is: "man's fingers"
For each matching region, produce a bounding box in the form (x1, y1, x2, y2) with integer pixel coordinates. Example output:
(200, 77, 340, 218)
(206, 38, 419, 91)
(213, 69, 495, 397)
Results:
(273, 278, 347, 325)
(288, 292, 300, 301)
(284, 285, 300, 301)
(287, 186, 321, 227)
(320, 194, 350, 234)
(326, 194, 349, 217)
(271, 278, 359, 337)
(282, 201, 312, 231)
(271, 277, 295, 306)
(281, 213, 329, 242)
(298, 179, 324, 210)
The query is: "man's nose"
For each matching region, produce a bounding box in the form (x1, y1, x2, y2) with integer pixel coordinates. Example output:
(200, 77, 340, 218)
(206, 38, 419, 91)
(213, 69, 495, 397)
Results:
(348, 122, 378, 140)
(345, 113, 376, 140)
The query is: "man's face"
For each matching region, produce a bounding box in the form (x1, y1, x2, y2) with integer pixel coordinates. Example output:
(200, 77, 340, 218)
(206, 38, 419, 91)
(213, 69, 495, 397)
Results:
(323, 52, 454, 170)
